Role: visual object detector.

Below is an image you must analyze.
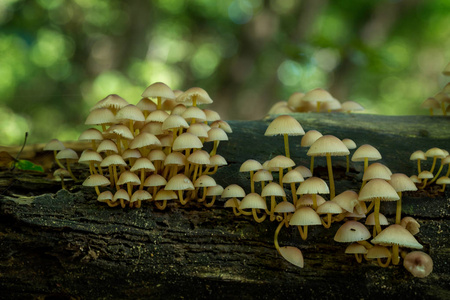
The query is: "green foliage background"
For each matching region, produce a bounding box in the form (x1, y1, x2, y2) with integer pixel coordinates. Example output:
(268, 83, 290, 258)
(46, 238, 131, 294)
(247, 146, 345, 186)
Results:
(0, 0, 449, 145)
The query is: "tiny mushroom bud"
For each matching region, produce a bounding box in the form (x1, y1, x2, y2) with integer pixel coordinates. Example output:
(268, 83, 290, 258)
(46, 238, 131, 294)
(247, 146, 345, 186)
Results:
(403, 251, 433, 278)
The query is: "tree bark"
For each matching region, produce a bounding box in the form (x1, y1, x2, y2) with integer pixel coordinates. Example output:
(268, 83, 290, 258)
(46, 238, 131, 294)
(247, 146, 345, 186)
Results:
(0, 113, 449, 299)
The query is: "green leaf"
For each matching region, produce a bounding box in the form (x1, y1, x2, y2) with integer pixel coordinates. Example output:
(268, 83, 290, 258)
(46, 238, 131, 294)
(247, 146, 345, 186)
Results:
(15, 160, 44, 172)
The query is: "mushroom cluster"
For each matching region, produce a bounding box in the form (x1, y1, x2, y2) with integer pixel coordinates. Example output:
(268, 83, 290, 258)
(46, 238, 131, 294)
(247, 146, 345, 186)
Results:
(47, 82, 230, 209)
(409, 147, 450, 193)
(268, 88, 364, 114)
(224, 114, 433, 277)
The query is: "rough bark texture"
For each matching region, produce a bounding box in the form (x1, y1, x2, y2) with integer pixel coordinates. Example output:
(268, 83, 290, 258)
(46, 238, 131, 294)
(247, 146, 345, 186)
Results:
(0, 113, 449, 299)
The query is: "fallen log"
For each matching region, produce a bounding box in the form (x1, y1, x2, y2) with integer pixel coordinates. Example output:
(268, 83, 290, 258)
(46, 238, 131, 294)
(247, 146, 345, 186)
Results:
(0, 113, 449, 299)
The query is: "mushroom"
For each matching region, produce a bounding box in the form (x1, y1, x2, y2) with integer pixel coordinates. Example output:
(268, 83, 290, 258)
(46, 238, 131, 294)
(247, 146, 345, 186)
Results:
(176, 87, 213, 107)
(436, 176, 450, 192)
(44, 139, 66, 169)
(307, 135, 349, 199)
(409, 150, 426, 174)
(342, 138, 357, 173)
(55, 148, 79, 181)
(281, 169, 304, 206)
(115, 104, 145, 137)
(316, 201, 343, 228)
(300, 130, 323, 174)
(221, 184, 246, 216)
(264, 115, 305, 159)
(206, 127, 228, 156)
(366, 245, 392, 268)
(203, 185, 224, 208)
(130, 158, 155, 190)
(345, 243, 367, 263)
(420, 97, 440, 116)
(301, 88, 334, 113)
(296, 177, 329, 210)
(334, 220, 372, 249)
(403, 251, 433, 278)
(143, 174, 167, 197)
(239, 159, 263, 193)
(53, 168, 71, 190)
(424, 147, 446, 174)
(78, 149, 103, 176)
(289, 206, 322, 240)
(130, 190, 152, 208)
(261, 182, 286, 222)
(90, 94, 128, 114)
(113, 189, 130, 209)
(154, 189, 178, 210)
(239, 193, 268, 223)
(371, 224, 423, 265)
(388, 173, 418, 224)
(141, 82, 176, 110)
(117, 171, 141, 197)
(78, 128, 103, 151)
(83, 174, 110, 196)
(267, 155, 295, 186)
(351, 144, 382, 173)
(164, 173, 194, 205)
(97, 191, 119, 207)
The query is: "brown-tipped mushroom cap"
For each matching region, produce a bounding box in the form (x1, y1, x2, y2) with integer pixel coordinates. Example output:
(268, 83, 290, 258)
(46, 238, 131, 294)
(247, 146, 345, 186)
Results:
(351, 144, 382, 162)
(141, 82, 176, 100)
(85, 108, 116, 126)
(362, 163, 392, 181)
(83, 174, 110, 187)
(301, 130, 322, 147)
(307, 135, 349, 157)
(91, 94, 128, 111)
(389, 173, 418, 192)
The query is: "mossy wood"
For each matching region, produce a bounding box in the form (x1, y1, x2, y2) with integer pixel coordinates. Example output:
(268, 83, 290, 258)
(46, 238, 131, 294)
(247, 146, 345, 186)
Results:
(0, 113, 449, 299)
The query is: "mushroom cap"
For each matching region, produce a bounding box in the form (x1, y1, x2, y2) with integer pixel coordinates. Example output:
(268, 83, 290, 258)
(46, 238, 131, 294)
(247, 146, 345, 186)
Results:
(85, 108, 116, 126)
(307, 135, 349, 157)
(136, 98, 157, 112)
(162, 115, 189, 131)
(351, 144, 382, 162)
(206, 185, 224, 196)
(129, 132, 161, 149)
(296, 177, 329, 195)
(253, 170, 273, 182)
(100, 154, 127, 167)
(418, 171, 434, 179)
(122, 149, 142, 160)
(203, 109, 221, 122)
(155, 189, 178, 201)
(96, 140, 118, 154)
(78, 128, 103, 142)
(316, 201, 343, 215)
(78, 149, 103, 164)
(113, 189, 130, 201)
(146, 110, 169, 123)
(97, 191, 113, 203)
(165, 174, 194, 191)
(182, 106, 207, 122)
(268, 155, 296, 170)
(372, 224, 423, 249)
(210, 120, 233, 133)
(224, 198, 240, 208)
(294, 165, 312, 178)
(130, 158, 155, 172)
(400, 216, 420, 235)
(362, 163, 392, 181)
(421, 97, 440, 109)
(340, 101, 364, 112)
(148, 149, 166, 162)
(358, 179, 400, 201)
(409, 150, 426, 161)
(116, 104, 145, 122)
(436, 176, 450, 185)
(176, 87, 213, 105)
(187, 150, 210, 165)
(287, 92, 305, 109)
(274, 201, 296, 213)
(403, 251, 433, 278)
(296, 194, 326, 208)
(334, 220, 371, 243)
(53, 168, 71, 180)
(389, 173, 418, 192)
(44, 139, 66, 151)
(208, 154, 228, 167)
(425, 147, 446, 159)
(83, 174, 110, 187)
(301, 130, 323, 147)
(164, 151, 186, 166)
(117, 171, 141, 186)
(279, 246, 304, 268)
(239, 193, 267, 210)
(158, 134, 174, 147)
(187, 123, 209, 139)
(240, 159, 263, 172)
(289, 207, 322, 226)
(222, 184, 246, 198)
(56, 148, 79, 161)
(365, 212, 389, 226)
(302, 88, 334, 103)
(141, 82, 175, 100)
(366, 245, 391, 259)
(108, 124, 134, 140)
(345, 243, 368, 254)
(282, 170, 304, 184)
(264, 115, 305, 136)
(332, 190, 359, 213)
(206, 127, 228, 142)
(172, 133, 203, 151)
(261, 182, 286, 197)
(143, 174, 167, 187)
(91, 94, 128, 111)
(194, 175, 217, 188)
(131, 190, 152, 203)
(342, 138, 357, 150)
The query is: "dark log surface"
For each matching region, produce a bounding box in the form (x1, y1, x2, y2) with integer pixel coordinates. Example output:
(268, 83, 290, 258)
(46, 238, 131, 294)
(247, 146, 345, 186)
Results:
(0, 113, 449, 299)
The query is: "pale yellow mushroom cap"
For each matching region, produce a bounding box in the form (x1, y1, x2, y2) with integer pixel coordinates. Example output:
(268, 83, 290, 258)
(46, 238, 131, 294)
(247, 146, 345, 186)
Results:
(351, 144, 382, 162)
(239, 193, 267, 210)
(371, 224, 423, 249)
(264, 115, 305, 136)
(334, 220, 371, 243)
(289, 207, 322, 226)
(165, 174, 194, 191)
(307, 135, 349, 157)
(358, 179, 399, 201)
(261, 182, 286, 197)
(141, 82, 176, 100)
(296, 177, 329, 195)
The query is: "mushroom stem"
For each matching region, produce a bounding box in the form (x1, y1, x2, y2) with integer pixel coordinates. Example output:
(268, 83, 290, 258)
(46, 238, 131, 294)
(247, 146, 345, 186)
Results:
(269, 195, 276, 221)
(377, 256, 391, 268)
(428, 161, 444, 184)
(106, 200, 120, 207)
(127, 183, 133, 197)
(429, 156, 438, 174)
(321, 214, 332, 229)
(53, 150, 65, 169)
(278, 167, 284, 186)
(316, 101, 322, 113)
(65, 160, 77, 181)
(374, 197, 382, 236)
(290, 182, 298, 206)
(157, 96, 162, 110)
(283, 134, 290, 158)
(310, 156, 315, 175)
(204, 195, 217, 207)
(395, 192, 402, 225)
(326, 154, 335, 199)
(417, 159, 422, 174)
(155, 200, 167, 210)
(210, 141, 220, 156)
(252, 209, 266, 223)
(232, 198, 242, 216)
(94, 186, 101, 196)
(392, 244, 400, 265)
(357, 240, 373, 249)
(363, 157, 369, 172)
(178, 190, 189, 205)
(274, 218, 286, 254)
(297, 225, 308, 240)
(354, 254, 362, 263)
(312, 194, 318, 211)
(113, 166, 119, 191)
(250, 170, 255, 193)
(139, 170, 145, 190)
(441, 101, 447, 116)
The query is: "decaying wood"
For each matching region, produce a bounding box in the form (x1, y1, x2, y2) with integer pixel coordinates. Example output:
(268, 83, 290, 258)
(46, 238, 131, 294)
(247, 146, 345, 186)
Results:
(0, 113, 449, 299)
